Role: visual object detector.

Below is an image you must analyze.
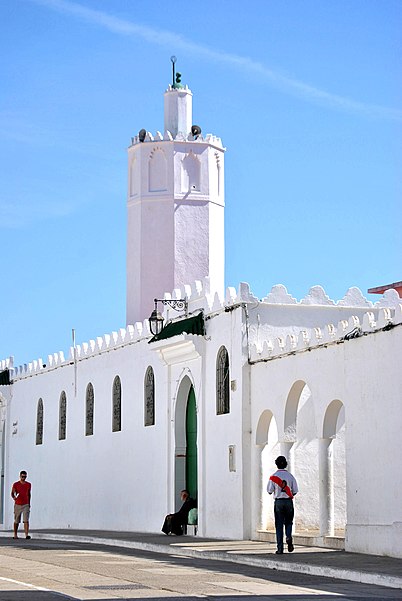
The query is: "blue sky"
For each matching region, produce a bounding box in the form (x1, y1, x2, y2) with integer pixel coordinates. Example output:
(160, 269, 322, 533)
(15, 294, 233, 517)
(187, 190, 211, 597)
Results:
(1, 0, 401, 367)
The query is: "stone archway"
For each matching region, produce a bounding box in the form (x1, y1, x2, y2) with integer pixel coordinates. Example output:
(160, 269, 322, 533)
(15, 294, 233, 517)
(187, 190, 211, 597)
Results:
(320, 400, 346, 537)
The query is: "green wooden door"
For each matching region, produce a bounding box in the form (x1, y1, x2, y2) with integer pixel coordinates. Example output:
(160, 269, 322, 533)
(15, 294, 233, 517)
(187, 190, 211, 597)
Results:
(186, 387, 198, 500)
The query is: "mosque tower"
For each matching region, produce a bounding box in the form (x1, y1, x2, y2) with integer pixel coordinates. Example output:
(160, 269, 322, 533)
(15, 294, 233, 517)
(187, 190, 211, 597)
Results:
(126, 62, 225, 326)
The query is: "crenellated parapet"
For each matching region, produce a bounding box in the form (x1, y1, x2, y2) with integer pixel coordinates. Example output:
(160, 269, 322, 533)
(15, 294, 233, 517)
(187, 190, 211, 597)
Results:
(129, 130, 223, 149)
(9, 277, 402, 380)
(0, 356, 14, 372)
(256, 283, 399, 308)
(11, 320, 153, 381)
(249, 304, 402, 362)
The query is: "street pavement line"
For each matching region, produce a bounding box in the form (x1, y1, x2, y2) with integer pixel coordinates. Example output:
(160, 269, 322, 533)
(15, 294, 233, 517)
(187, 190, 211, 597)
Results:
(0, 576, 78, 599)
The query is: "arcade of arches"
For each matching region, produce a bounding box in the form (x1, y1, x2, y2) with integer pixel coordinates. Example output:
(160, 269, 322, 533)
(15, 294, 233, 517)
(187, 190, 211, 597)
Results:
(255, 380, 346, 541)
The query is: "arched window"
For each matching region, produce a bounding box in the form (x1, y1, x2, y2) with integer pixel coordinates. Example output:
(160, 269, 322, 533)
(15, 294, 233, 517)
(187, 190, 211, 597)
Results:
(59, 391, 67, 440)
(216, 346, 230, 415)
(36, 398, 44, 445)
(112, 376, 121, 432)
(86, 383, 94, 436)
(144, 366, 155, 426)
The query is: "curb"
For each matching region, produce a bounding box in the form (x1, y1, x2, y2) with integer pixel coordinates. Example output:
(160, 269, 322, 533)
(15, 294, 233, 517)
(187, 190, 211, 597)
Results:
(17, 532, 402, 591)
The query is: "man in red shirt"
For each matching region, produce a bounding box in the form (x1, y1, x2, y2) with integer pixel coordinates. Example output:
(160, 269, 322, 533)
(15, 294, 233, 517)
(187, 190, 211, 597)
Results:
(11, 470, 31, 539)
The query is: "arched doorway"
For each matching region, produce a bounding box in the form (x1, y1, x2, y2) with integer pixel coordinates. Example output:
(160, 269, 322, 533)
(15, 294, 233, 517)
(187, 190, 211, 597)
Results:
(174, 376, 198, 510)
(186, 387, 198, 500)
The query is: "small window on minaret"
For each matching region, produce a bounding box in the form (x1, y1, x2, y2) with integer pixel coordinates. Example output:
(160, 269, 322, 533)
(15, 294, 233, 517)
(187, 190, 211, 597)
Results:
(182, 152, 200, 192)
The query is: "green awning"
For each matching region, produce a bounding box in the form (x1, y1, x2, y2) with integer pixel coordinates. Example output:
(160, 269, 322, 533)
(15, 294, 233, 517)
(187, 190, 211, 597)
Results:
(149, 312, 205, 343)
(0, 369, 11, 385)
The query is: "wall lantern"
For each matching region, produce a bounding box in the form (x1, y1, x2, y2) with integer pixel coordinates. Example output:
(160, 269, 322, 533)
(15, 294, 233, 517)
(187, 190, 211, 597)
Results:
(149, 298, 188, 336)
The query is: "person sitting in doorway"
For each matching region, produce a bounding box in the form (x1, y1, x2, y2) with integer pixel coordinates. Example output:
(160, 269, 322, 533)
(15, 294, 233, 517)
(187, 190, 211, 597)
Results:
(161, 489, 197, 535)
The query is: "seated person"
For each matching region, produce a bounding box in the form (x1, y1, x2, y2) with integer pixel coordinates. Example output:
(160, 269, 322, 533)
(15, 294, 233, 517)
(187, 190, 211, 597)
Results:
(162, 489, 197, 535)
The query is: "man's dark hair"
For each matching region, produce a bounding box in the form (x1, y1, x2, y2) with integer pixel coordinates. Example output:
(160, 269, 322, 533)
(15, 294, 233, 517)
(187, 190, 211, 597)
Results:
(275, 456, 288, 469)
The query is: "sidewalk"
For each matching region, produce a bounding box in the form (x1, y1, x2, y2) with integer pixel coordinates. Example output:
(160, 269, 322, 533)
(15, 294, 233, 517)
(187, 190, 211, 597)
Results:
(1, 529, 401, 590)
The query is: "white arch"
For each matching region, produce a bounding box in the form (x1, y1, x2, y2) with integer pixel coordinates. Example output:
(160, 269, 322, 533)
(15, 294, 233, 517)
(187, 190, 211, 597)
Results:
(181, 151, 201, 192)
(323, 399, 344, 438)
(174, 374, 194, 450)
(320, 399, 346, 537)
(256, 409, 275, 445)
(284, 379, 307, 440)
(148, 148, 167, 192)
(253, 410, 279, 533)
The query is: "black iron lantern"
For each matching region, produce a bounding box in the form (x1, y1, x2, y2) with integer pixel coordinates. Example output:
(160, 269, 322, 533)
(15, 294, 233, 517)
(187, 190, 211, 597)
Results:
(148, 298, 188, 336)
(149, 306, 164, 336)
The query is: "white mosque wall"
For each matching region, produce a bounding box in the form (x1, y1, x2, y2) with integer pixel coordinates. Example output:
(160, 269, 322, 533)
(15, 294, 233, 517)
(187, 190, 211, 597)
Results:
(5, 342, 174, 533)
(1, 285, 401, 557)
(198, 307, 246, 540)
(250, 319, 401, 557)
(2, 303, 247, 540)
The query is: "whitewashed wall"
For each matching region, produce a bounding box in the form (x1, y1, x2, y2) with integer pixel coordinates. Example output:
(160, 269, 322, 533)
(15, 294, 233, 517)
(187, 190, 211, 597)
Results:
(2, 305, 246, 541)
(5, 342, 173, 533)
(1, 286, 401, 558)
(250, 320, 402, 557)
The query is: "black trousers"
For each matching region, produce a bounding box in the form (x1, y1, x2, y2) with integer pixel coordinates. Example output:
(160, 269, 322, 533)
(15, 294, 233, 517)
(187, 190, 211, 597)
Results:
(274, 499, 294, 550)
(161, 513, 184, 535)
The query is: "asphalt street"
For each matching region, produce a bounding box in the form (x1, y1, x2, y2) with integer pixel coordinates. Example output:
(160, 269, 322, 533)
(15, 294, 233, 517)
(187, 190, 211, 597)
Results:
(0, 537, 401, 601)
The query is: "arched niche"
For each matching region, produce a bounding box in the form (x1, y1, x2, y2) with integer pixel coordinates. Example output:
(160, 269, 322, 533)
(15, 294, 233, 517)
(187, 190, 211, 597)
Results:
(320, 399, 346, 536)
(256, 409, 274, 445)
(130, 155, 139, 197)
(284, 380, 310, 442)
(148, 148, 167, 192)
(181, 151, 200, 192)
(254, 410, 279, 532)
(282, 380, 318, 532)
(323, 399, 344, 439)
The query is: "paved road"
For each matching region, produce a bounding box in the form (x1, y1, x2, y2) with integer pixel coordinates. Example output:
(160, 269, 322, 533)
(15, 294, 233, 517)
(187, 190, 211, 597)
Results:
(0, 538, 401, 600)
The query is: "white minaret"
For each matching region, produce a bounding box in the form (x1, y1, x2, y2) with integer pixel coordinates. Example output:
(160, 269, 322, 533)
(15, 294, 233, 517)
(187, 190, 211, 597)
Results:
(126, 73, 225, 326)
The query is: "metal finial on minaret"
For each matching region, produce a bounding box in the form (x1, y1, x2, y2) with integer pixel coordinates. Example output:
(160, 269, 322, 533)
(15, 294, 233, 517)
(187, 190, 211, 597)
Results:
(171, 55, 184, 89)
(171, 55, 177, 87)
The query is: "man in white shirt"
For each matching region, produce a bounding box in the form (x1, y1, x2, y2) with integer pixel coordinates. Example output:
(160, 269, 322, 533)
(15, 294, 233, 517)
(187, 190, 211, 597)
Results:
(267, 456, 298, 554)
